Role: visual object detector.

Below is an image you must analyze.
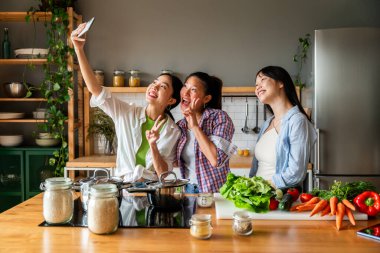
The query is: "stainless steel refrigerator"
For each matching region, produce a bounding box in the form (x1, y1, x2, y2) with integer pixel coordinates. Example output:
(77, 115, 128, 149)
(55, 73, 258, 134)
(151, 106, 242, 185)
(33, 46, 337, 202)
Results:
(314, 27, 380, 190)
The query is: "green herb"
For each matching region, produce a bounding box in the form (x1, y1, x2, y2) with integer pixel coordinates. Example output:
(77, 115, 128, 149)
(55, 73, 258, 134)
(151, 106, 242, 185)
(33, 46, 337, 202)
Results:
(220, 173, 274, 213)
(311, 180, 376, 201)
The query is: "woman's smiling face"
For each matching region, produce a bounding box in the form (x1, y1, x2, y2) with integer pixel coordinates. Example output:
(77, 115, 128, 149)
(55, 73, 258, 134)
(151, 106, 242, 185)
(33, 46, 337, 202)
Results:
(255, 72, 282, 104)
(146, 75, 175, 107)
(180, 76, 210, 112)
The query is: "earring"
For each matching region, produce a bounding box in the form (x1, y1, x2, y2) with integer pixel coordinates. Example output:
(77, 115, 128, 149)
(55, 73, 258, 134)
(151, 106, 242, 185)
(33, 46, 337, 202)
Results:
(203, 103, 207, 109)
(167, 105, 172, 111)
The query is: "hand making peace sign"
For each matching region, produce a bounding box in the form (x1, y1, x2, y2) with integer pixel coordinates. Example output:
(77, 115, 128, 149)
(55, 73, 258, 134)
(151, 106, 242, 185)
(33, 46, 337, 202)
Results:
(182, 98, 201, 129)
(146, 115, 166, 146)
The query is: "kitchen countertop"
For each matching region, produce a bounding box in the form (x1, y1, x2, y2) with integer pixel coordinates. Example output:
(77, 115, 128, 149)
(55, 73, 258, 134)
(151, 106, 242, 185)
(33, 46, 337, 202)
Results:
(0, 193, 379, 252)
(66, 154, 253, 169)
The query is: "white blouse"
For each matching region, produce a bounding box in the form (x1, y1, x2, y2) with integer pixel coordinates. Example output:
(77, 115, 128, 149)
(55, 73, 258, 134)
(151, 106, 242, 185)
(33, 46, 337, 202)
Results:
(254, 128, 278, 181)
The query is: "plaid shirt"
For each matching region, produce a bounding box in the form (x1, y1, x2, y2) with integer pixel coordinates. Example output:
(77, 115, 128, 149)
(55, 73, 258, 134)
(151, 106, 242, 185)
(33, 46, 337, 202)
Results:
(177, 108, 236, 193)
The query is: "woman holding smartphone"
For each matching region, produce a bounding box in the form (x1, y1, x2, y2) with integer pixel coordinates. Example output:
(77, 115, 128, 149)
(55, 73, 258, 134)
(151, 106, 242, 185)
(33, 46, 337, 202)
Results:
(71, 23, 182, 182)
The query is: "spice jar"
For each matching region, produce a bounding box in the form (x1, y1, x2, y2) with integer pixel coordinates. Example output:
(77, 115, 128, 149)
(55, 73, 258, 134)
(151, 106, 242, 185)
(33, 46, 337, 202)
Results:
(197, 193, 214, 208)
(94, 69, 104, 86)
(42, 177, 74, 225)
(232, 211, 253, 235)
(128, 70, 140, 87)
(189, 214, 212, 239)
(160, 69, 173, 75)
(113, 70, 125, 87)
(87, 183, 119, 234)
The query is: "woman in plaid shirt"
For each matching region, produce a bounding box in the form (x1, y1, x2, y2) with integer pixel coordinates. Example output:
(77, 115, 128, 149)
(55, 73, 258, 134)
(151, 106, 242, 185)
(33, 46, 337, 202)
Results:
(176, 72, 237, 193)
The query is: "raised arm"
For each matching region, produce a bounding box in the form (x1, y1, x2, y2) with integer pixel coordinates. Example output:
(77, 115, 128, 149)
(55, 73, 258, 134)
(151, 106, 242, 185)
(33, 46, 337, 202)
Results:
(71, 23, 102, 97)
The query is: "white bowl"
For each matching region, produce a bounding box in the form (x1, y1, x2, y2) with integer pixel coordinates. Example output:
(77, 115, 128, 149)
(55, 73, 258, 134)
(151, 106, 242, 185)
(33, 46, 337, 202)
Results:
(35, 138, 60, 147)
(39, 132, 54, 139)
(14, 48, 49, 59)
(33, 111, 50, 119)
(0, 135, 23, 147)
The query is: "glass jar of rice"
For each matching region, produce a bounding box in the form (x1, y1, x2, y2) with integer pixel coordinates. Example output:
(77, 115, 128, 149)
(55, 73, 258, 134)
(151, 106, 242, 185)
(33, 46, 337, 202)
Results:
(87, 183, 119, 234)
(189, 214, 213, 239)
(42, 177, 74, 224)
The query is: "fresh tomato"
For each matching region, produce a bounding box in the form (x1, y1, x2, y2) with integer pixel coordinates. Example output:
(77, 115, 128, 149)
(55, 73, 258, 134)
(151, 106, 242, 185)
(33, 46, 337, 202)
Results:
(269, 198, 279, 210)
(299, 193, 314, 203)
(287, 188, 300, 202)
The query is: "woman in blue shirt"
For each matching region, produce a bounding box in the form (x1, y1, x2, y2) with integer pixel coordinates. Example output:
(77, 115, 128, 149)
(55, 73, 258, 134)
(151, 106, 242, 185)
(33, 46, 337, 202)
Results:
(249, 66, 317, 189)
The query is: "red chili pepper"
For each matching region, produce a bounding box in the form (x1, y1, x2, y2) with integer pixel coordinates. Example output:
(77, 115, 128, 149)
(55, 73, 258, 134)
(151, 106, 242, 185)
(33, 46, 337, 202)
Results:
(353, 191, 380, 216)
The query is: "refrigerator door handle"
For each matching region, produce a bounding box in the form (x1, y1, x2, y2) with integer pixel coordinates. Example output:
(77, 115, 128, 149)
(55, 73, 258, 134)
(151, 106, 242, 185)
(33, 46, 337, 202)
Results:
(315, 128, 320, 174)
(314, 177, 320, 190)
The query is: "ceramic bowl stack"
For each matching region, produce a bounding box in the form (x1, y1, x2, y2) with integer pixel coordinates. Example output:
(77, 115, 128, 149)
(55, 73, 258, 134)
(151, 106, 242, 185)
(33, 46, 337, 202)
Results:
(33, 108, 50, 119)
(0, 135, 23, 147)
(35, 132, 60, 147)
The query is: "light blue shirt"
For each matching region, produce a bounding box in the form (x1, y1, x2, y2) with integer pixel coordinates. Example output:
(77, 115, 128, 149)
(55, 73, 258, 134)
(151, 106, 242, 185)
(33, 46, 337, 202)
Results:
(249, 106, 317, 189)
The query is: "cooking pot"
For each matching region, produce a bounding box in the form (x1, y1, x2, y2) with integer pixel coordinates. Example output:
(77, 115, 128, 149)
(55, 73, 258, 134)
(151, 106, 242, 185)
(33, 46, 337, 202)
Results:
(73, 169, 130, 211)
(127, 171, 189, 211)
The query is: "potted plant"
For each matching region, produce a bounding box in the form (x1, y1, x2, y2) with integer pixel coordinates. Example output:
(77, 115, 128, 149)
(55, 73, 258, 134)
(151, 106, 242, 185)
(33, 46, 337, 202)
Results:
(26, 0, 76, 176)
(88, 108, 116, 155)
(293, 33, 311, 89)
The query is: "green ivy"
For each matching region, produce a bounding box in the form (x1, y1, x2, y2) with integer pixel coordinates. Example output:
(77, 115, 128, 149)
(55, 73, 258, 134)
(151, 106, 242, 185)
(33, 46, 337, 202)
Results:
(293, 33, 311, 88)
(27, 1, 74, 176)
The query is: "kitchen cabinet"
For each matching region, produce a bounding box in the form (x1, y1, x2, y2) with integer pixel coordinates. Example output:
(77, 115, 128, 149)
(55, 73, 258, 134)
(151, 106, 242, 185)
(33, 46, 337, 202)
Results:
(0, 8, 85, 168)
(0, 147, 56, 212)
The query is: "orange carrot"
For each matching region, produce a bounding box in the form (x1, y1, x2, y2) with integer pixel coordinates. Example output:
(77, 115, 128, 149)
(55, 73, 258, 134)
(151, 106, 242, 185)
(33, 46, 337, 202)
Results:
(342, 199, 356, 211)
(305, 197, 320, 205)
(297, 204, 316, 212)
(290, 203, 306, 212)
(330, 196, 338, 216)
(320, 204, 331, 217)
(336, 202, 346, 231)
(310, 199, 328, 217)
(345, 208, 356, 226)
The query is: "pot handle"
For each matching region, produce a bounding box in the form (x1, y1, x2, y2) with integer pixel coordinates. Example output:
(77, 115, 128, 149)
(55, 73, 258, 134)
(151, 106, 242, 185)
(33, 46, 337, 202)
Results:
(159, 171, 177, 185)
(93, 168, 110, 179)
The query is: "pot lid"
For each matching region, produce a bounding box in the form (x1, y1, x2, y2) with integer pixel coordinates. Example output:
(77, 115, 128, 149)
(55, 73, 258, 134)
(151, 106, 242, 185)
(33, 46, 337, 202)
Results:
(153, 171, 189, 188)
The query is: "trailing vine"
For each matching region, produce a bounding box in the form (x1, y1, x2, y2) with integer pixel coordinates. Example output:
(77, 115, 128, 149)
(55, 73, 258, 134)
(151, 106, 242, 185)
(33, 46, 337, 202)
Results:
(293, 33, 311, 89)
(27, 0, 75, 176)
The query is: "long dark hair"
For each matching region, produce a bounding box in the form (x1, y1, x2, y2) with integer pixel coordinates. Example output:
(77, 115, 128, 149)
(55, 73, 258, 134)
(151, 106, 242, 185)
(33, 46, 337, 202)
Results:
(185, 72, 222, 110)
(160, 73, 182, 121)
(257, 66, 311, 121)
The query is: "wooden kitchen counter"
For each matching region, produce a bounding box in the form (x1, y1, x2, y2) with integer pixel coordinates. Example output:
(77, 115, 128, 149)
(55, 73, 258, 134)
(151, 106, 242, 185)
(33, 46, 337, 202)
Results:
(66, 154, 252, 169)
(0, 194, 378, 253)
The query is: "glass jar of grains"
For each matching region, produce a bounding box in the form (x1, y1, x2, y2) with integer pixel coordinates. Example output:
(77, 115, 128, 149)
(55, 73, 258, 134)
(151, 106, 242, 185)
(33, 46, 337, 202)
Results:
(113, 70, 125, 87)
(232, 211, 253, 236)
(94, 69, 104, 86)
(189, 214, 213, 239)
(128, 70, 140, 87)
(42, 177, 74, 225)
(87, 183, 119, 234)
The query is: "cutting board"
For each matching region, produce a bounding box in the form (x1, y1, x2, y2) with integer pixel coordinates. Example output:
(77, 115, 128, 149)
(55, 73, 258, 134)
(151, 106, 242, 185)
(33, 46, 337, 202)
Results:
(214, 193, 368, 220)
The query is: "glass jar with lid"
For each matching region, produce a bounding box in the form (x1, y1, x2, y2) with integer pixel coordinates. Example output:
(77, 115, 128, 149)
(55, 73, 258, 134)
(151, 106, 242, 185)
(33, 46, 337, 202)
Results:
(189, 214, 213, 239)
(42, 177, 74, 225)
(160, 69, 173, 75)
(87, 183, 119, 234)
(197, 193, 214, 208)
(232, 211, 253, 235)
(128, 70, 140, 87)
(113, 70, 125, 87)
(94, 69, 104, 86)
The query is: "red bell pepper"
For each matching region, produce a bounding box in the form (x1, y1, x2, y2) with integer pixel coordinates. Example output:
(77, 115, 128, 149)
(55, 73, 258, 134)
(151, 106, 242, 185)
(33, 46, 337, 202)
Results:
(353, 191, 380, 216)
(269, 198, 279, 210)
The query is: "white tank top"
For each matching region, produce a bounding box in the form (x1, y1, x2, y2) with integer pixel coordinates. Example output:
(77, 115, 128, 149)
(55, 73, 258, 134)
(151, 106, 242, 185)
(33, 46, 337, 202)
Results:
(254, 128, 278, 181)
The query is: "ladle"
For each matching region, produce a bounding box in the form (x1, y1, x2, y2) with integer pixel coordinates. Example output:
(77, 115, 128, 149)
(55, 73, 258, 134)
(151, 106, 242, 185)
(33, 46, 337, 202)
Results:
(241, 100, 251, 134)
(252, 99, 261, 134)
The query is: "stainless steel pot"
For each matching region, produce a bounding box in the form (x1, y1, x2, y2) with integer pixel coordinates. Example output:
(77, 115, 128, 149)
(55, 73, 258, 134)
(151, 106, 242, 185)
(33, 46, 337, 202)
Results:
(73, 169, 127, 211)
(127, 171, 189, 211)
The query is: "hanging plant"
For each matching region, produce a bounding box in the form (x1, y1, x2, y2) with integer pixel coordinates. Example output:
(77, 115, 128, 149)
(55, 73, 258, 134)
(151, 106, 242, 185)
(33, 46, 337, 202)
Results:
(27, 0, 75, 176)
(293, 33, 311, 89)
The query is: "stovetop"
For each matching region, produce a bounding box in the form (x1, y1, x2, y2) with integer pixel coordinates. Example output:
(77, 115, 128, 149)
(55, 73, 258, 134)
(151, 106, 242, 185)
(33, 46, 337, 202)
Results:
(39, 195, 197, 229)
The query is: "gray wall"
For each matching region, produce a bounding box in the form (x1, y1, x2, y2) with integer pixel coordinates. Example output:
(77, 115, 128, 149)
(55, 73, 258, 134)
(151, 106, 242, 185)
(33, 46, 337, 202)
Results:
(1, 0, 380, 87)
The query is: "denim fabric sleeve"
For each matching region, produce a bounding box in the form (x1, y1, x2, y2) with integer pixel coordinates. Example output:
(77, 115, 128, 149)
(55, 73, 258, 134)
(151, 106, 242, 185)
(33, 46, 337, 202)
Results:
(272, 117, 313, 188)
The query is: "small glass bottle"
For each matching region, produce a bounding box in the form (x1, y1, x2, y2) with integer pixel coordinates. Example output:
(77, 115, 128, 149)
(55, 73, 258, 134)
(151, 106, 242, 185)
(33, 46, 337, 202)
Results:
(113, 70, 125, 87)
(160, 69, 173, 75)
(42, 177, 74, 225)
(197, 193, 214, 208)
(128, 70, 140, 87)
(94, 69, 104, 86)
(232, 211, 253, 235)
(2, 28, 11, 59)
(189, 214, 212, 239)
(87, 183, 119, 234)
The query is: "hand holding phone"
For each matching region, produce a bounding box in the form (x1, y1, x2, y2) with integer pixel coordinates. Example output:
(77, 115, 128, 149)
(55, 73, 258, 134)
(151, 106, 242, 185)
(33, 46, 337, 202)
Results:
(78, 17, 95, 37)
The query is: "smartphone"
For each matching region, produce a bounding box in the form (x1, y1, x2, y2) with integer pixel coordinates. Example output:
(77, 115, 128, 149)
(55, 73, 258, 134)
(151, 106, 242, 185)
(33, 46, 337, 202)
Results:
(357, 223, 380, 242)
(78, 17, 95, 37)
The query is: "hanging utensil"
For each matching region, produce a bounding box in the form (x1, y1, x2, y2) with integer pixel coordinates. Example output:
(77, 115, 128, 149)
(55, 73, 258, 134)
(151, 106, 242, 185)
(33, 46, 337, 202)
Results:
(252, 98, 261, 134)
(241, 98, 251, 134)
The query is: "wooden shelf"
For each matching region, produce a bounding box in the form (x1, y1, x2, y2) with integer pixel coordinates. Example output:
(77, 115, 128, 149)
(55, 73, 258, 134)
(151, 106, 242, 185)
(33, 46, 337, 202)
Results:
(105, 86, 256, 94)
(0, 98, 46, 102)
(0, 59, 47, 65)
(0, 12, 52, 22)
(0, 119, 69, 123)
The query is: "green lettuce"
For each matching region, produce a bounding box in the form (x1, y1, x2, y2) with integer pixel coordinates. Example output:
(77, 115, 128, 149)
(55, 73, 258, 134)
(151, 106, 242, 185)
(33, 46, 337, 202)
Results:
(220, 173, 274, 213)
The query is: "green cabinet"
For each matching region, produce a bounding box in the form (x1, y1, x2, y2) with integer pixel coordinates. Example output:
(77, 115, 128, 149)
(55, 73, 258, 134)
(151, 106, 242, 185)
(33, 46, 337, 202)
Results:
(0, 147, 56, 212)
